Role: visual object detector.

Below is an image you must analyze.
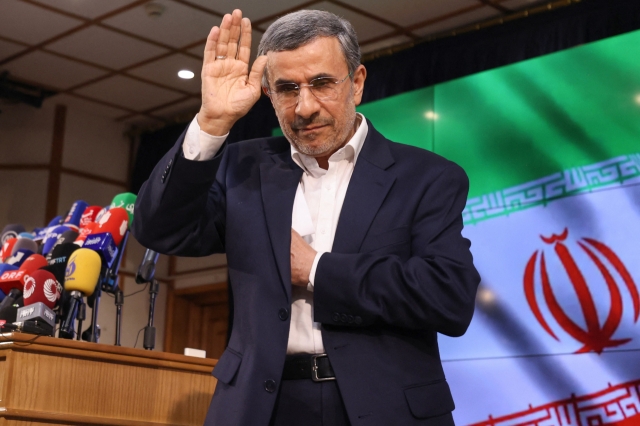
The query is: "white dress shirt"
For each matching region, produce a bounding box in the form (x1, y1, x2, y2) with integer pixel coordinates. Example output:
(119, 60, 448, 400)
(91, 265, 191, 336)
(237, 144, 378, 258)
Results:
(182, 113, 368, 354)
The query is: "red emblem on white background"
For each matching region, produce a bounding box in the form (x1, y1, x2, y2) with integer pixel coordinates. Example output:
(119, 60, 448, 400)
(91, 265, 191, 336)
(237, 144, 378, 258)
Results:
(524, 228, 640, 353)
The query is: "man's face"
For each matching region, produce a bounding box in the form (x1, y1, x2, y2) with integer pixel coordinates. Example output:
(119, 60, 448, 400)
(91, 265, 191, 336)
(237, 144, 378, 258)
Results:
(266, 37, 366, 159)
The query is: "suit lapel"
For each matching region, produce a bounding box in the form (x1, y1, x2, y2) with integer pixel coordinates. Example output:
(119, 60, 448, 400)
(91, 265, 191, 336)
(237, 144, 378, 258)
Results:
(332, 123, 396, 254)
(260, 146, 303, 302)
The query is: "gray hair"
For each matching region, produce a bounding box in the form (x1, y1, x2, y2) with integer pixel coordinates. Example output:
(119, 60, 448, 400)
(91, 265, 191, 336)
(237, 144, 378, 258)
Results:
(257, 10, 360, 87)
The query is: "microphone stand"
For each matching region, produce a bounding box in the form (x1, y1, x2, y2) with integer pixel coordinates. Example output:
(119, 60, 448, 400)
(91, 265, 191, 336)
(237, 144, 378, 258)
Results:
(90, 284, 101, 343)
(143, 279, 159, 350)
(87, 231, 129, 344)
(99, 231, 129, 346)
(77, 300, 86, 341)
(136, 248, 160, 351)
(114, 290, 124, 346)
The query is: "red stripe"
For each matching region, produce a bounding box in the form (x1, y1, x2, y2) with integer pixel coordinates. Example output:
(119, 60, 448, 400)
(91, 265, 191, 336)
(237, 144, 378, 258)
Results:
(524, 251, 558, 340)
(555, 242, 600, 334)
(540, 252, 590, 345)
(584, 238, 640, 322)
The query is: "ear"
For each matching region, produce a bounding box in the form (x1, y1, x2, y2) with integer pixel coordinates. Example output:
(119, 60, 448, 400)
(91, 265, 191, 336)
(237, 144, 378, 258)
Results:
(352, 64, 367, 106)
(262, 86, 270, 97)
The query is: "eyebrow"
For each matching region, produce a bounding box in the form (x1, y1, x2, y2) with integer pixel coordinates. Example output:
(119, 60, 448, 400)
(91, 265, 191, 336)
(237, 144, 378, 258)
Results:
(274, 73, 336, 86)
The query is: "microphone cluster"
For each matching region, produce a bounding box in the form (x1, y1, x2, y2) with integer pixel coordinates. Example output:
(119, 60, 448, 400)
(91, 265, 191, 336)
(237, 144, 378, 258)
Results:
(0, 193, 137, 342)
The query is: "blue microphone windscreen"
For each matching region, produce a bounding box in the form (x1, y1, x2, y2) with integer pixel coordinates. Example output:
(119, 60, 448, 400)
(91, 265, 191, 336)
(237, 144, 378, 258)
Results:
(42, 226, 71, 256)
(5, 249, 35, 267)
(47, 216, 63, 227)
(64, 201, 89, 228)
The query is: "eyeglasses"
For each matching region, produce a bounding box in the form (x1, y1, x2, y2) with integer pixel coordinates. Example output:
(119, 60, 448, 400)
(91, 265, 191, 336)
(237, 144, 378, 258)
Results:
(265, 73, 352, 107)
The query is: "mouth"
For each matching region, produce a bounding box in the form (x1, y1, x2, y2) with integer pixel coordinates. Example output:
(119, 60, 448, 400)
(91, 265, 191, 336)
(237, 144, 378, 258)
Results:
(295, 124, 327, 133)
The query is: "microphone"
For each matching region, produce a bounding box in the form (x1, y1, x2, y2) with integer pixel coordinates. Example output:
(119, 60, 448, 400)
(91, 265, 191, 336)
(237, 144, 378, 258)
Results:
(13, 269, 60, 336)
(60, 249, 101, 338)
(33, 216, 64, 242)
(94, 206, 110, 224)
(93, 207, 129, 246)
(110, 193, 136, 225)
(41, 225, 72, 256)
(0, 288, 23, 323)
(136, 249, 160, 284)
(45, 229, 79, 262)
(10, 236, 38, 253)
(4, 249, 35, 267)
(0, 264, 22, 294)
(80, 206, 102, 228)
(0, 249, 48, 327)
(43, 244, 80, 283)
(63, 200, 89, 230)
(4, 237, 39, 267)
(19, 254, 48, 272)
(47, 216, 64, 227)
(1, 224, 25, 244)
(1, 237, 17, 262)
(22, 269, 61, 309)
(0, 251, 46, 294)
(42, 243, 80, 335)
(82, 207, 129, 268)
(74, 222, 98, 247)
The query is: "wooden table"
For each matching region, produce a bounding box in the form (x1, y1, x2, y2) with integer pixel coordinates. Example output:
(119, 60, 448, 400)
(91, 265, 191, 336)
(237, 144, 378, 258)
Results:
(0, 333, 217, 425)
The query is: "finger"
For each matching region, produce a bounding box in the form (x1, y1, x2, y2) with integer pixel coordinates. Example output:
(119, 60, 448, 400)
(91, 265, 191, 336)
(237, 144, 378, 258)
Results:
(248, 55, 268, 89)
(227, 9, 243, 60)
(202, 26, 220, 66)
(216, 13, 232, 57)
(237, 17, 253, 64)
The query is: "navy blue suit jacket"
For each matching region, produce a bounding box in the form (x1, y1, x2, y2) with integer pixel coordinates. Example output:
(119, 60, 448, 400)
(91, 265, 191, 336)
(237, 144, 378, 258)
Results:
(133, 120, 480, 426)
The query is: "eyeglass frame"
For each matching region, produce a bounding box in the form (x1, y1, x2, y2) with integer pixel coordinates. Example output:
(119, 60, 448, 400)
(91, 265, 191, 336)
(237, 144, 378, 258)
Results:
(263, 72, 354, 107)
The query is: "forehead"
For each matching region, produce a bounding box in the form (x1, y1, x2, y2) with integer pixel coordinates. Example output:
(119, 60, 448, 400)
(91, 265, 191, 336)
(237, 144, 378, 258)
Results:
(267, 37, 348, 82)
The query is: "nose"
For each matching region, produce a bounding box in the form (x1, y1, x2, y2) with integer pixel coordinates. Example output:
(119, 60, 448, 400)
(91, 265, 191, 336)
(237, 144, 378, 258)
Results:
(294, 86, 321, 119)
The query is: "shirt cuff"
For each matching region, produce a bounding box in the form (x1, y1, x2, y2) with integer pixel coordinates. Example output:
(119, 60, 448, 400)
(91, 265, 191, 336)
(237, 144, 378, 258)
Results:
(307, 251, 325, 292)
(182, 114, 228, 161)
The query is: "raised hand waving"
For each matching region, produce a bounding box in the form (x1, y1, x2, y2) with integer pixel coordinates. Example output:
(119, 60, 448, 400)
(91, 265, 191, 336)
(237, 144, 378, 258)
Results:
(198, 9, 268, 136)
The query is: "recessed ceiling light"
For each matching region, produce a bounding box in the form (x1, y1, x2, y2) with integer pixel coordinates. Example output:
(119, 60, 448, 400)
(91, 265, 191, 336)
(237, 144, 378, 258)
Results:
(178, 70, 195, 79)
(424, 111, 439, 120)
(635, 94, 640, 105)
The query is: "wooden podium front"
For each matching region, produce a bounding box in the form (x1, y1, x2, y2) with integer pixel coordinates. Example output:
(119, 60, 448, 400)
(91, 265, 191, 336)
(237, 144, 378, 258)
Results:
(0, 333, 217, 426)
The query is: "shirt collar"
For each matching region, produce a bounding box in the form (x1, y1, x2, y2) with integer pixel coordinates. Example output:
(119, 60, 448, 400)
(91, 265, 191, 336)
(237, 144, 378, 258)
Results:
(290, 113, 368, 177)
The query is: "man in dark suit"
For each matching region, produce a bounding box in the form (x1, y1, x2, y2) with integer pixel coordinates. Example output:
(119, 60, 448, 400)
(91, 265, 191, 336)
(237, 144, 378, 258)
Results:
(133, 8, 480, 426)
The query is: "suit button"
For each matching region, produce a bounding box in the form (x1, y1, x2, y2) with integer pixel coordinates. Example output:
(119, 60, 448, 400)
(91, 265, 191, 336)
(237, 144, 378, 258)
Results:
(341, 314, 348, 323)
(332, 313, 340, 322)
(354, 316, 362, 325)
(347, 315, 354, 324)
(264, 379, 277, 393)
(278, 308, 289, 321)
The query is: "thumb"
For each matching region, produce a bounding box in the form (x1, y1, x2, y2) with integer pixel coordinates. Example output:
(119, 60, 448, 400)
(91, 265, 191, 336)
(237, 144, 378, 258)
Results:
(248, 55, 268, 89)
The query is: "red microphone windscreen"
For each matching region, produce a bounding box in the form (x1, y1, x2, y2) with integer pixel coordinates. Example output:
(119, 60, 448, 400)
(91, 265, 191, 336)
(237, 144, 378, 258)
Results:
(1, 238, 17, 262)
(19, 254, 48, 272)
(80, 206, 102, 228)
(93, 207, 128, 246)
(75, 222, 98, 245)
(23, 269, 61, 309)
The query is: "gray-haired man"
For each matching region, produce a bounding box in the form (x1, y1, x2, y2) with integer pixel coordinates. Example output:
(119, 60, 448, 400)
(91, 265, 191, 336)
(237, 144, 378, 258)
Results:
(133, 8, 479, 426)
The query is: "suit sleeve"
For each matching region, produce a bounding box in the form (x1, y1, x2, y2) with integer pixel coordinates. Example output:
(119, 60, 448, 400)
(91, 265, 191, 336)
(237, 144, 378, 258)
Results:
(132, 130, 229, 257)
(313, 163, 480, 337)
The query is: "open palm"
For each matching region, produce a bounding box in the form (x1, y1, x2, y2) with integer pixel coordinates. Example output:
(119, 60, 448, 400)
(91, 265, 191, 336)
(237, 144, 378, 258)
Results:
(198, 10, 268, 136)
